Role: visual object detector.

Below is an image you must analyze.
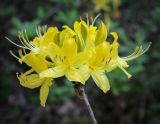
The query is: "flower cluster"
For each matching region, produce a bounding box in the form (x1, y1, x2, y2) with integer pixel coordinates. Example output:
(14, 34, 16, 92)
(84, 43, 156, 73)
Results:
(8, 18, 150, 107)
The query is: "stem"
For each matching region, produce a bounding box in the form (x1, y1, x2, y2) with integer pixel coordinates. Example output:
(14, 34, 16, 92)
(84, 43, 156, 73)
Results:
(78, 85, 98, 124)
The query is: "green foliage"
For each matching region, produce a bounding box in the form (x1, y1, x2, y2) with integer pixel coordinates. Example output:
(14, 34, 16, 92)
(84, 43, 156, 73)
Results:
(0, 6, 15, 16)
(49, 80, 75, 103)
(10, 17, 39, 37)
(55, 9, 79, 26)
(0, 74, 12, 100)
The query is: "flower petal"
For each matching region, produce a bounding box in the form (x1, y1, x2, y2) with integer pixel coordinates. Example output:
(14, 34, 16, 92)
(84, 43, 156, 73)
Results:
(110, 32, 119, 58)
(105, 59, 117, 72)
(73, 51, 91, 67)
(40, 80, 51, 107)
(94, 41, 111, 65)
(19, 51, 48, 73)
(39, 65, 66, 78)
(118, 57, 129, 68)
(41, 27, 59, 47)
(66, 67, 84, 84)
(62, 38, 77, 60)
(78, 65, 90, 83)
(45, 42, 60, 58)
(95, 21, 108, 46)
(17, 72, 44, 89)
(91, 70, 110, 93)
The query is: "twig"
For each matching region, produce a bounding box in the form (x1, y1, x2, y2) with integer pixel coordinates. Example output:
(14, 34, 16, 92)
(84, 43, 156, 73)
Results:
(75, 84, 98, 124)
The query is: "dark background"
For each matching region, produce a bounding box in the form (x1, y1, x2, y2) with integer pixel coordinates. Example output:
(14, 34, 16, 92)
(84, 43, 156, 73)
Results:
(0, 0, 160, 124)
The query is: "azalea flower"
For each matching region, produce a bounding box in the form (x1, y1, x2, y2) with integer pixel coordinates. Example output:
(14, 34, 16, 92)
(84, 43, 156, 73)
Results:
(17, 51, 53, 107)
(8, 17, 150, 106)
(105, 32, 151, 78)
(39, 38, 88, 84)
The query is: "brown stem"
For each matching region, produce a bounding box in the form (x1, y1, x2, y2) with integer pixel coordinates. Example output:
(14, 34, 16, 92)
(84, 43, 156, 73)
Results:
(75, 84, 98, 124)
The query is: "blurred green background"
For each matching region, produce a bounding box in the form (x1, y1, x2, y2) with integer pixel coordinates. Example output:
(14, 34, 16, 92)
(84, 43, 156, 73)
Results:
(0, 0, 160, 124)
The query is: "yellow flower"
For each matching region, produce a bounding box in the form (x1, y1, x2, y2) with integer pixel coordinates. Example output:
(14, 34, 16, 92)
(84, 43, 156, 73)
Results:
(17, 50, 53, 107)
(17, 69, 52, 107)
(105, 32, 132, 78)
(32, 27, 59, 55)
(8, 16, 150, 106)
(79, 41, 111, 93)
(39, 38, 89, 84)
(106, 32, 151, 78)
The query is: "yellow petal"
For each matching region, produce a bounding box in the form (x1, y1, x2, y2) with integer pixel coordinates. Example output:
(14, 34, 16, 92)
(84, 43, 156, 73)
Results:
(78, 65, 90, 83)
(65, 67, 84, 84)
(74, 20, 87, 34)
(110, 32, 119, 58)
(87, 25, 97, 42)
(111, 32, 118, 42)
(40, 81, 51, 107)
(94, 41, 111, 64)
(73, 51, 90, 67)
(59, 29, 74, 47)
(62, 38, 77, 60)
(74, 21, 81, 35)
(105, 59, 117, 72)
(45, 42, 60, 58)
(91, 70, 110, 93)
(95, 21, 108, 46)
(32, 37, 40, 47)
(17, 72, 44, 89)
(74, 21, 87, 51)
(63, 25, 76, 36)
(19, 52, 48, 73)
(39, 65, 65, 78)
(41, 27, 59, 47)
(80, 23, 87, 42)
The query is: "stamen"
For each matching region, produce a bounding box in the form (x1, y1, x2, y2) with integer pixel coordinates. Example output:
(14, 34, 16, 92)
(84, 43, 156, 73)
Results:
(36, 26, 42, 37)
(9, 50, 20, 60)
(36, 27, 40, 37)
(92, 13, 101, 25)
(36, 25, 47, 37)
(38, 26, 42, 36)
(80, 16, 82, 21)
(118, 65, 132, 78)
(18, 49, 27, 63)
(90, 17, 93, 24)
(5, 37, 28, 49)
(122, 42, 151, 61)
(42, 25, 47, 34)
(122, 46, 140, 59)
(18, 32, 27, 47)
(86, 13, 89, 26)
(23, 48, 27, 55)
(19, 32, 30, 48)
(23, 69, 34, 76)
(24, 30, 33, 47)
(20, 31, 33, 48)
